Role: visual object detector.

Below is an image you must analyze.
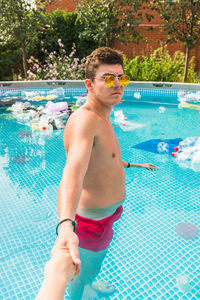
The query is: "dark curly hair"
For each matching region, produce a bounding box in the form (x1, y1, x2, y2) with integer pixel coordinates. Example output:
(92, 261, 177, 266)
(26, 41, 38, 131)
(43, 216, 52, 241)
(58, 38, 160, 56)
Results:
(85, 47, 124, 80)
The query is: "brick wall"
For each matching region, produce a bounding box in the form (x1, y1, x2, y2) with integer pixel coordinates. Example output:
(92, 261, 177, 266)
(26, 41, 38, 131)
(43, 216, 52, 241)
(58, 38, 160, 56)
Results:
(115, 20, 200, 71)
(47, 0, 76, 12)
(115, 27, 200, 72)
(47, 0, 200, 71)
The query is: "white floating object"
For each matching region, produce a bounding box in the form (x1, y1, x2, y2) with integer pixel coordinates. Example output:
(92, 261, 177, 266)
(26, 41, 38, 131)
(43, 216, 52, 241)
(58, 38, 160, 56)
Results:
(134, 92, 141, 99)
(75, 96, 87, 106)
(159, 106, 166, 113)
(175, 137, 200, 172)
(45, 101, 68, 113)
(91, 280, 116, 294)
(176, 275, 192, 293)
(119, 121, 146, 131)
(157, 142, 169, 154)
(114, 110, 125, 123)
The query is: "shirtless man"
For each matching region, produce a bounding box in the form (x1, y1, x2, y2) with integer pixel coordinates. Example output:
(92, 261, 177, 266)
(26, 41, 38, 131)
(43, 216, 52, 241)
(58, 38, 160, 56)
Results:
(52, 47, 157, 299)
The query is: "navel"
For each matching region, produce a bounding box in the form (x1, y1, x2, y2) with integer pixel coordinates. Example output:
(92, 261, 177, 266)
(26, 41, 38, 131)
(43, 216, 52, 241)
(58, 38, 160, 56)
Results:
(112, 153, 116, 158)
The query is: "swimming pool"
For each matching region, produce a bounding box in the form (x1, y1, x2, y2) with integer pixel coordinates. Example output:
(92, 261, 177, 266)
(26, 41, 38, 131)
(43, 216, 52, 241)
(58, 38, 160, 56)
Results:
(0, 82, 200, 299)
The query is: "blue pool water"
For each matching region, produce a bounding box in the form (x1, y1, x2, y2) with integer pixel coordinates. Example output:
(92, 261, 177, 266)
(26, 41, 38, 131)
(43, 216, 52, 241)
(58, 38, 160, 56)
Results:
(0, 87, 200, 299)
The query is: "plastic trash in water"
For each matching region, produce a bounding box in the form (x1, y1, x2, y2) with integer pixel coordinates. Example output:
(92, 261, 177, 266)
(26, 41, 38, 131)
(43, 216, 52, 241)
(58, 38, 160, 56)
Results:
(175, 137, 200, 172)
(157, 142, 169, 154)
(10, 101, 32, 112)
(75, 96, 87, 106)
(159, 106, 166, 113)
(22, 91, 40, 100)
(178, 91, 200, 103)
(134, 92, 141, 99)
(47, 88, 65, 99)
(45, 101, 68, 113)
(176, 275, 192, 293)
(31, 116, 53, 132)
(114, 110, 125, 123)
(114, 110, 146, 131)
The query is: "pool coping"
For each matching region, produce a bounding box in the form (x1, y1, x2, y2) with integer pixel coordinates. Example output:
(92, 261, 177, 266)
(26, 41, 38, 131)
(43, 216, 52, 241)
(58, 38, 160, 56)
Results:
(0, 80, 200, 91)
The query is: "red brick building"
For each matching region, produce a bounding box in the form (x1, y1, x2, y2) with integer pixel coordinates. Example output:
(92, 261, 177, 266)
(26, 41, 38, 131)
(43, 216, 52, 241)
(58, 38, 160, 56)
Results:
(47, 0, 200, 71)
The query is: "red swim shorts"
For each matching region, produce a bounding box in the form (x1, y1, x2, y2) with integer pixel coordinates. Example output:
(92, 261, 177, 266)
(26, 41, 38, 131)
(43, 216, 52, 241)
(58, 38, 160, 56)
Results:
(75, 205, 123, 252)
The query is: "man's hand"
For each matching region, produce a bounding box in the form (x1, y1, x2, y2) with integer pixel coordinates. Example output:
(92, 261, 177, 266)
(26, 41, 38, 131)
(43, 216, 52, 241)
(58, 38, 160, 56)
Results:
(45, 248, 76, 282)
(51, 230, 81, 275)
(140, 163, 158, 171)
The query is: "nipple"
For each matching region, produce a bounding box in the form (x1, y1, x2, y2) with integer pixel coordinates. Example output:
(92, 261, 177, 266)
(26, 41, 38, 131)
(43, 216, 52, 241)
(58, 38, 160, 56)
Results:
(112, 153, 116, 158)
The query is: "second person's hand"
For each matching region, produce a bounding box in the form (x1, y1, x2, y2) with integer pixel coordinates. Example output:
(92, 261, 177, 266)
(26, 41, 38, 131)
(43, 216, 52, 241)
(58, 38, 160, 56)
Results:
(51, 228, 81, 275)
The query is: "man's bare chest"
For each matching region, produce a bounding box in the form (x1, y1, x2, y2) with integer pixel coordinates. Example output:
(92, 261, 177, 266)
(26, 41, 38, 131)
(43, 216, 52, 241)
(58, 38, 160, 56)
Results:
(93, 125, 121, 160)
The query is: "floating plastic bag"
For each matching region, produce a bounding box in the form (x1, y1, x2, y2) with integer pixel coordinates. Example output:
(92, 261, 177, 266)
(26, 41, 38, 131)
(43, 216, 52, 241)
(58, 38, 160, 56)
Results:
(75, 96, 87, 106)
(45, 101, 68, 113)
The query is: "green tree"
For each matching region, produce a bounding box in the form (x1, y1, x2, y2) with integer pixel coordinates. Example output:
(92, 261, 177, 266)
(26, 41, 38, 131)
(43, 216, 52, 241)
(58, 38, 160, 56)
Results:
(76, 0, 153, 47)
(0, 0, 52, 79)
(31, 10, 99, 62)
(150, 0, 200, 82)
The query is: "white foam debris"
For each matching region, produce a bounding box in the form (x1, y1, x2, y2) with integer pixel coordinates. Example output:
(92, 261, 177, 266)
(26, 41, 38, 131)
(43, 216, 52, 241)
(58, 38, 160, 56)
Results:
(178, 91, 200, 103)
(175, 137, 200, 172)
(114, 110, 146, 131)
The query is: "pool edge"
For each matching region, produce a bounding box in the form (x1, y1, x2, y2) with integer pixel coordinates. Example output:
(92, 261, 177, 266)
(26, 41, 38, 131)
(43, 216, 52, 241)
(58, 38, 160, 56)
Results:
(0, 80, 200, 91)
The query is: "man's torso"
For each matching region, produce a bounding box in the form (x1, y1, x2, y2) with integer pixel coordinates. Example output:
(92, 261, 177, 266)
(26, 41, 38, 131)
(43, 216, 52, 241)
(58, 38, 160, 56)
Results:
(65, 106, 126, 212)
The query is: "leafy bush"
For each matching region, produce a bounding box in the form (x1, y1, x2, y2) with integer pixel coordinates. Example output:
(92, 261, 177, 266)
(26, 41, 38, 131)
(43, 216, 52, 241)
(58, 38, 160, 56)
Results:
(193, 73, 200, 83)
(124, 46, 198, 82)
(29, 10, 99, 62)
(19, 40, 85, 80)
(1, 9, 99, 80)
(0, 43, 22, 80)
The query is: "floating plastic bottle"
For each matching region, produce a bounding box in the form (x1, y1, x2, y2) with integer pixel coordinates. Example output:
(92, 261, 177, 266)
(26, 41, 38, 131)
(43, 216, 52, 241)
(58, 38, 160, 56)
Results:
(159, 106, 166, 113)
(157, 142, 169, 154)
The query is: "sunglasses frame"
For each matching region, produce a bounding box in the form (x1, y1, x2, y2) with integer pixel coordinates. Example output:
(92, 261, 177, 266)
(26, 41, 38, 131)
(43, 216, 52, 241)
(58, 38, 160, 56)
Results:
(93, 74, 130, 87)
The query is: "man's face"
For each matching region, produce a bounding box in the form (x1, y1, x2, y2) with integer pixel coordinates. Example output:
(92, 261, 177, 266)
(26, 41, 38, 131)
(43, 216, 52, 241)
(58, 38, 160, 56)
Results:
(88, 64, 126, 107)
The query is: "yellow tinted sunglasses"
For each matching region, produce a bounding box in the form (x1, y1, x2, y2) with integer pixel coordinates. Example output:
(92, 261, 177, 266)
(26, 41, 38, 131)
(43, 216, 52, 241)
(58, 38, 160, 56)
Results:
(94, 74, 130, 87)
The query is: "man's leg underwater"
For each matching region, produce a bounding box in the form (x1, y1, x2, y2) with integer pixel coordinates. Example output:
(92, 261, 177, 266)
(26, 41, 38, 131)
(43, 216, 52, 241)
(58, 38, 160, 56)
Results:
(68, 206, 123, 299)
(68, 247, 108, 300)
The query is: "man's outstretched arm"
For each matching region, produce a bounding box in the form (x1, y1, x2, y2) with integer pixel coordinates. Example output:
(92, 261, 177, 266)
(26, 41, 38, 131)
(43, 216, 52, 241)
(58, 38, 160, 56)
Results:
(122, 160, 158, 171)
(52, 111, 97, 274)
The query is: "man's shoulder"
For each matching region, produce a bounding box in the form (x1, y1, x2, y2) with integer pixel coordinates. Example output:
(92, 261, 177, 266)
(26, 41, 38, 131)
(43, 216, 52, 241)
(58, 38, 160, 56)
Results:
(65, 107, 99, 137)
(76, 106, 97, 118)
(68, 106, 99, 126)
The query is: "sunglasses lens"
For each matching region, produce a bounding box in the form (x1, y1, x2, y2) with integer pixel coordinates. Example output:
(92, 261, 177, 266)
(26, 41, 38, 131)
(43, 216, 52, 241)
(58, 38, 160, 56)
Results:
(105, 75, 115, 87)
(120, 75, 130, 86)
(104, 74, 130, 87)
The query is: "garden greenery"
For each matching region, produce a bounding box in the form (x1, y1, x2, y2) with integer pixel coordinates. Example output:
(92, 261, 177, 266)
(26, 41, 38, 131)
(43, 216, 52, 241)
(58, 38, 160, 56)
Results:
(124, 46, 198, 83)
(149, 0, 200, 82)
(19, 40, 85, 81)
(0, 9, 99, 80)
(31, 10, 99, 62)
(0, 3, 199, 82)
(23, 45, 199, 83)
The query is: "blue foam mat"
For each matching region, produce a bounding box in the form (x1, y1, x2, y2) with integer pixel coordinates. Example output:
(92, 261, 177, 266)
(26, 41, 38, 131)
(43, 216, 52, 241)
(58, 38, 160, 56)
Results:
(132, 138, 183, 154)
